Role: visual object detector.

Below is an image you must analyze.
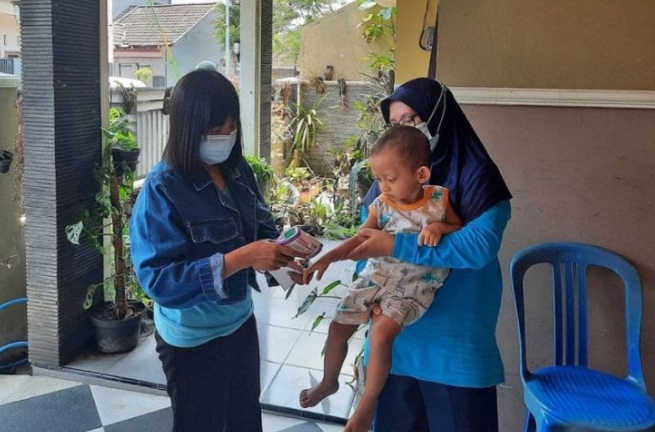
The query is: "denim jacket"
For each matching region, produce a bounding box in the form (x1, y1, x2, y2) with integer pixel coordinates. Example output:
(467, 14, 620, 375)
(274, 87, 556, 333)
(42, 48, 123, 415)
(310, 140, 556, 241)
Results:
(130, 158, 279, 310)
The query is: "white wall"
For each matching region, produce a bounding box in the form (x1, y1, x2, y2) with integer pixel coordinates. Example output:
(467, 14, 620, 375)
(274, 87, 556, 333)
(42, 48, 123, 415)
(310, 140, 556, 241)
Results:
(113, 53, 166, 84)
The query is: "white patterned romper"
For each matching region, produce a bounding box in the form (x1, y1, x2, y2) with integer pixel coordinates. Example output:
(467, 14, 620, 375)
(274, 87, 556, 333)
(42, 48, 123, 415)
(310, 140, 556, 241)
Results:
(333, 186, 452, 328)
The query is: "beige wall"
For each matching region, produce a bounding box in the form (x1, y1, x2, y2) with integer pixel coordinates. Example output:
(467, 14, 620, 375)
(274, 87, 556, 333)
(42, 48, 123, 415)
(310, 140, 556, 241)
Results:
(299, 2, 394, 80)
(395, 2, 655, 429)
(0, 13, 21, 57)
(395, 0, 438, 84)
(436, 0, 655, 90)
(461, 103, 655, 431)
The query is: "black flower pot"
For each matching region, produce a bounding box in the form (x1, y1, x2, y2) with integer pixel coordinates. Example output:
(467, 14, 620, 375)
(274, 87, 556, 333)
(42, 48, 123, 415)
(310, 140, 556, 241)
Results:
(112, 148, 141, 176)
(88, 302, 146, 354)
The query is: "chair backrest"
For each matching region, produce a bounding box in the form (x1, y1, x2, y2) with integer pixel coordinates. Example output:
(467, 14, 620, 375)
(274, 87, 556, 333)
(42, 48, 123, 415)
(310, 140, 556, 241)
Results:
(510, 242, 645, 389)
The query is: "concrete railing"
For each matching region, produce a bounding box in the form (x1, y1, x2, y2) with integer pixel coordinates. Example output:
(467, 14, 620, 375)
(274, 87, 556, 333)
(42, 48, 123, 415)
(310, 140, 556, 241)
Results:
(110, 88, 168, 179)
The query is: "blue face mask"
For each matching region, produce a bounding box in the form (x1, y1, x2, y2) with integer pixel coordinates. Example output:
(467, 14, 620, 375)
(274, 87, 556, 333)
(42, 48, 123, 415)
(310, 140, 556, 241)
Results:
(198, 130, 238, 164)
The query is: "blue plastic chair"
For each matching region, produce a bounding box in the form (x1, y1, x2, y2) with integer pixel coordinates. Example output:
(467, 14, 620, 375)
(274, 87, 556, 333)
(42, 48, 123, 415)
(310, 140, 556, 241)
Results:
(511, 242, 655, 432)
(0, 297, 28, 372)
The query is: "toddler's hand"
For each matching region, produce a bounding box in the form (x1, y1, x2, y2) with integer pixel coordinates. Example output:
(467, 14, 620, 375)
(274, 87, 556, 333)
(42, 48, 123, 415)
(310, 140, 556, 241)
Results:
(418, 223, 446, 247)
(303, 258, 330, 284)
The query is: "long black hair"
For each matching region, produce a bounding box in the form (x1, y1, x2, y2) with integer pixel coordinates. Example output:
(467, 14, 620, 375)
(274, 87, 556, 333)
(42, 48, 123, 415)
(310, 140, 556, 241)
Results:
(163, 69, 243, 180)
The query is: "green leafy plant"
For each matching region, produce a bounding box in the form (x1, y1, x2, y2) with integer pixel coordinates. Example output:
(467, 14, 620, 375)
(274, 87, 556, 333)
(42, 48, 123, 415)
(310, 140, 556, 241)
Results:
(272, 0, 335, 68)
(104, 108, 138, 152)
(295, 279, 345, 322)
(65, 111, 146, 319)
(134, 67, 153, 85)
(246, 156, 275, 188)
(357, 2, 396, 44)
(212, 1, 241, 53)
(357, 0, 396, 91)
(283, 162, 312, 184)
(288, 95, 327, 161)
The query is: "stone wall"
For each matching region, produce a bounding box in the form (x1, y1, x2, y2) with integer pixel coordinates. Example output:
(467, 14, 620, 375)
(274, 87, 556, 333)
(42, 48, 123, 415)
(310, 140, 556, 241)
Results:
(277, 79, 381, 176)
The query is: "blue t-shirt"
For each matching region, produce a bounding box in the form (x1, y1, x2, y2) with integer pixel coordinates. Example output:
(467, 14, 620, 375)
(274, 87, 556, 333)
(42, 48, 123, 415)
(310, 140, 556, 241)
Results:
(363, 200, 511, 388)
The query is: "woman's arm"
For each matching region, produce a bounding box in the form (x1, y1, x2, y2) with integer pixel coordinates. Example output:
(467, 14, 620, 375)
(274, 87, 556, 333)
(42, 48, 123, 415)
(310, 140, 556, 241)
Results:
(349, 201, 511, 270)
(394, 200, 511, 269)
(130, 181, 299, 309)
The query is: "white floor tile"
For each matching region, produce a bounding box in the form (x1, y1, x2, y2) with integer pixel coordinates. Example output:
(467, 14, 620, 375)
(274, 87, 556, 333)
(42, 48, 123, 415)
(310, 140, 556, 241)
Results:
(260, 361, 282, 396)
(317, 422, 345, 432)
(258, 324, 303, 363)
(261, 365, 356, 420)
(0, 375, 81, 405)
(90, 385, 170, 426)
(104, 335, 166, 385)
(66, 350, 124, 375)
(261, 412, 306, 430)
(253, 295, 316, 330)
(284, 332, 364, 377)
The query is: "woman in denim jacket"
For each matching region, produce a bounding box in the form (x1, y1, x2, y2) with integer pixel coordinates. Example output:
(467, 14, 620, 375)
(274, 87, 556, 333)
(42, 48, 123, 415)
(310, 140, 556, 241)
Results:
(130, 70, 306, 432)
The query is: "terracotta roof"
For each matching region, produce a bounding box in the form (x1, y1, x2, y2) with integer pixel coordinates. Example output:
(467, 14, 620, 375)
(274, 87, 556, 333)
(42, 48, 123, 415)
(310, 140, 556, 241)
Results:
(113, 3, 217, 48)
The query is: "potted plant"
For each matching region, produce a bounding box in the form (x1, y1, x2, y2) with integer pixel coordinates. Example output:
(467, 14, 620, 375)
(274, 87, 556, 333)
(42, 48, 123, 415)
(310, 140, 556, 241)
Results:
(0, 150, 13, 174)
(105, 107, 140, 176)
(245, 155, 274, 195)
(65, 119, 146, 354)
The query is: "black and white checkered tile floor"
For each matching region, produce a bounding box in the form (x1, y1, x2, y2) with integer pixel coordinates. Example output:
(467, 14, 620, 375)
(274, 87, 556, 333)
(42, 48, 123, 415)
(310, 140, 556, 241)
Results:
(0, 375, 343, 432)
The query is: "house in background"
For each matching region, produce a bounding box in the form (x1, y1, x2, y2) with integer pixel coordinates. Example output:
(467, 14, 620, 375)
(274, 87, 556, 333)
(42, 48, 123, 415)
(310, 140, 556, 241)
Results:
(0, 0, 21, 75)
(113, 3, 221, 87)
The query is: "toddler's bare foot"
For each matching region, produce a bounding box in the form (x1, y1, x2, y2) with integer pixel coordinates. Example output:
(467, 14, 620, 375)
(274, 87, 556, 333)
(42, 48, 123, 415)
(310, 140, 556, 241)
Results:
(299, 380, 339, 408)
(344, 398, 376, 432)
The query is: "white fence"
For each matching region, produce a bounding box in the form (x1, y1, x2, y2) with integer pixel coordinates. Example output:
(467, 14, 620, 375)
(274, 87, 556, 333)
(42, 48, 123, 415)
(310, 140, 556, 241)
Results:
(110, 88, 168, 179)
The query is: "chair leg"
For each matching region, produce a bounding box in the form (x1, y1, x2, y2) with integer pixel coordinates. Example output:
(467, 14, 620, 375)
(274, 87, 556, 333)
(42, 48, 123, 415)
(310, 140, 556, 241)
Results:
(523, 412, 536, 432)
(535, 417, 554, 432)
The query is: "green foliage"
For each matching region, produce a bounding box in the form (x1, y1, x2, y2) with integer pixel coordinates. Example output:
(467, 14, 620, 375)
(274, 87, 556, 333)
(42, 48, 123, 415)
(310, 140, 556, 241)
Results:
(273, 0, 336, 67)
(356, 0, 396, 81)
(104, 108, 138, 152)
(212, 1, 241, 53)
(65, 111, 146, 317)
(134, 67, 153, 84)
(353, 93, 386, 142)
(357, 2, 396, 43)
(364, 51, 396, 75)
(283, 162, 311, 182)
(288, 95, 326, 160)
(245, 156, 274, 186)
(295, 280, 345, 318)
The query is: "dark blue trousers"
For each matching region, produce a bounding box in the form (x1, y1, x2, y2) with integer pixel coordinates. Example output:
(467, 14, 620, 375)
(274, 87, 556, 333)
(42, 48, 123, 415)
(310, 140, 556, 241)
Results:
(373, 374, 499, 432)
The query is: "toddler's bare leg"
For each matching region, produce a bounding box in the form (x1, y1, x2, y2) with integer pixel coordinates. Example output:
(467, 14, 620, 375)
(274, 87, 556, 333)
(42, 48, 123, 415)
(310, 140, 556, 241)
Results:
(299, 321, 359, 408)
(344, 314, 400, 432)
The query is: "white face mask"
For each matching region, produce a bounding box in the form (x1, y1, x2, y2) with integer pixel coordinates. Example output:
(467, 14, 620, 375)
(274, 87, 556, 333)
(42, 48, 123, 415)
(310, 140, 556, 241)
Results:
(199, 130, 238, 164)
(414, 85, 447, 152)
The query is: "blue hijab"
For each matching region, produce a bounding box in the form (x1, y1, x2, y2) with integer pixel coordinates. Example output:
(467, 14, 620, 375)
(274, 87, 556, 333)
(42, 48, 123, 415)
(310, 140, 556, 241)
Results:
(364, 78, 512, 223)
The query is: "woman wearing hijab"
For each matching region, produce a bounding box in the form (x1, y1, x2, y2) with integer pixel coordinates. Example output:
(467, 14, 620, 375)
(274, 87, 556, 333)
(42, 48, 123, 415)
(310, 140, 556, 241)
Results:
(349, 78, 513, 432)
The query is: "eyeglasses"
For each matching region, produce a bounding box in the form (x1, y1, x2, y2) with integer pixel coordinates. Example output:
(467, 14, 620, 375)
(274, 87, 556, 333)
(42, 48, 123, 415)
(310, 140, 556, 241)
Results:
(385, 113, 420, 129)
